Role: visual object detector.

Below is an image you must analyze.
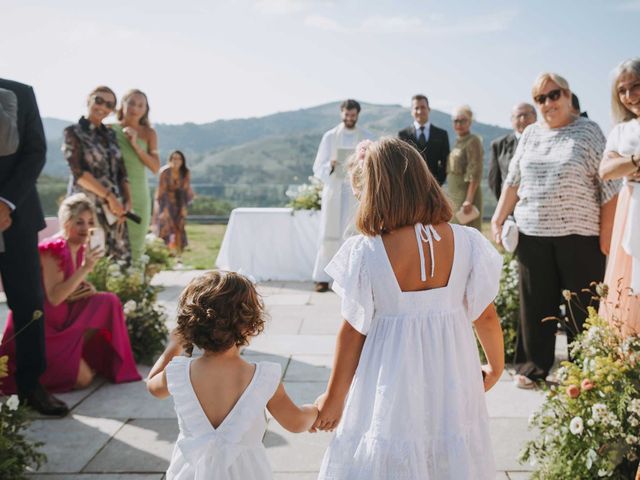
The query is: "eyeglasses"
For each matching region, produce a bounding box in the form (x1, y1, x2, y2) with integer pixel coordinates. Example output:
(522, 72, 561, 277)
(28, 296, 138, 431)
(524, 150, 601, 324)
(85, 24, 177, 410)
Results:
(453, 118, 469, 124)
(92, 95, 116, 110)
(534, 89, 563, 105)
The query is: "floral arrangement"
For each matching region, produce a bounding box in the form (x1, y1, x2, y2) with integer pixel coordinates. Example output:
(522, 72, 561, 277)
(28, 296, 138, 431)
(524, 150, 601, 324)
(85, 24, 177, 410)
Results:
(520, 287, 640, 479)
(494, 253, 519, 360)
(88, 234, 172, 364)
(0, 355, 46, 479)
(286, 177, 322, 211)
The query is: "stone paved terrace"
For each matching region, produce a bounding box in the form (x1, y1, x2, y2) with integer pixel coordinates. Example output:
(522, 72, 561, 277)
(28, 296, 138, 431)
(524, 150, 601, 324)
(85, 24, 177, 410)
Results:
(0, 269, 554, 479)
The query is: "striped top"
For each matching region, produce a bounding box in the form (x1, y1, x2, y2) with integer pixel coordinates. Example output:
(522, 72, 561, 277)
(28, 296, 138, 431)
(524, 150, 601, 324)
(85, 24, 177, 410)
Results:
(505, 116, 620, 237)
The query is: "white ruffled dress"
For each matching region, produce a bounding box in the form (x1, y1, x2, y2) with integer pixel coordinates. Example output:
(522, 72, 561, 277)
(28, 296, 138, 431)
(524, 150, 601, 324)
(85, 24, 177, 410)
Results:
(318, 223, 502, 480)
(165, 357, 281, 480)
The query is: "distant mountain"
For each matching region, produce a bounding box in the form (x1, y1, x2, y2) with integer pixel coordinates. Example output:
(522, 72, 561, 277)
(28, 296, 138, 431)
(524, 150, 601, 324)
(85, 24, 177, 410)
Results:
(41, 102, 510, 211)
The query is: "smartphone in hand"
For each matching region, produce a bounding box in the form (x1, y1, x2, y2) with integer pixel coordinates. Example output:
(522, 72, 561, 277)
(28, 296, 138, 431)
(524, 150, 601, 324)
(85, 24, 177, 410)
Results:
(89, 227, 105, 251)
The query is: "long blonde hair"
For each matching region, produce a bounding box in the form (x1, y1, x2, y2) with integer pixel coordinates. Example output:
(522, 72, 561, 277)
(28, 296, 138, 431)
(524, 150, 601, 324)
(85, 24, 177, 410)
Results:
(611, 58, 640, 123)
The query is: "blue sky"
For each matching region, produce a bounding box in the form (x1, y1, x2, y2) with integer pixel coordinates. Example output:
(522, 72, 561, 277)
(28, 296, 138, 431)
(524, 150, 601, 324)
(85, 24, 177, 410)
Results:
(2, 0, 638, 131)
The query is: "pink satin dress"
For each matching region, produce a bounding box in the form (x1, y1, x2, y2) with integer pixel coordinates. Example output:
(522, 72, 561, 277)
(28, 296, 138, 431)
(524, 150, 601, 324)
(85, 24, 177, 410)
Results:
(0, 237, 141, 393)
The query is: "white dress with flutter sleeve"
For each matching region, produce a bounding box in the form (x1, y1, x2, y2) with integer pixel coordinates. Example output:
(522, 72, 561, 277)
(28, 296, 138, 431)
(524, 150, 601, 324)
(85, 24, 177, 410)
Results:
(165, 357, 281, 480)
(318, 223, 502, 480)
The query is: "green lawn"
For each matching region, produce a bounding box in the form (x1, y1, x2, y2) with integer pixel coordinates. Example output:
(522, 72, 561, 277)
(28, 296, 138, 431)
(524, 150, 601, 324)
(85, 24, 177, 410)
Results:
(181, 224, 226, 270)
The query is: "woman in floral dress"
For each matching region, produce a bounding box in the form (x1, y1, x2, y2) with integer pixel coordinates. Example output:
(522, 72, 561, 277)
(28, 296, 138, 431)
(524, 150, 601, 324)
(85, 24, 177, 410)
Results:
(153, 150, 194, 255)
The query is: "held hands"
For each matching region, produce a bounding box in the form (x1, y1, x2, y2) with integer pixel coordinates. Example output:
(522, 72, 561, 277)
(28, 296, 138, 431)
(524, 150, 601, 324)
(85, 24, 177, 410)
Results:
(309, 391, 343, 433)
(461, 200, 473, 215)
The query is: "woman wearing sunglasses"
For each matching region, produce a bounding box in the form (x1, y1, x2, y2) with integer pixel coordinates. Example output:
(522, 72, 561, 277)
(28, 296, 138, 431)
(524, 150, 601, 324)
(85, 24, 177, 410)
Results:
(63, 86, 132, 262)
(491, 73, 620, 389)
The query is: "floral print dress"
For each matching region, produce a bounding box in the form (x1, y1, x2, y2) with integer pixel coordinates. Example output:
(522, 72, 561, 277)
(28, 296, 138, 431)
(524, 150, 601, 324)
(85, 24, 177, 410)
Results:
(63, 116, 131, 262)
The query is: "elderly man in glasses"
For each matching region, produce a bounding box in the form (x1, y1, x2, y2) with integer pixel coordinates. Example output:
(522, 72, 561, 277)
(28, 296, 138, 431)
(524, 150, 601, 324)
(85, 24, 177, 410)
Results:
(488, 103, 537, 201)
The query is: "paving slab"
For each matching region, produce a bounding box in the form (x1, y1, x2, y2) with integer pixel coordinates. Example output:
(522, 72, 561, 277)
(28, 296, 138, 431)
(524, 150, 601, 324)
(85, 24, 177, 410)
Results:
(485, 381, 545, 418)
(274, 474, 320, 479)
(506, 472, 532, 479)
(249, 334, 336, 356)
(84, 419, 178, 473)
(490, 418, 534, 472)
(299, 315, 343, 335)
(27, 475, 163, 480)
(25, 415, 126, 473)
(285, 355, 333, 382)
(73, 380, 176, 419)
(263, 294, 312, 306)
(264, 315, 304, 335)
(282, 381, 326, 405)
(265, 420, 333, 473)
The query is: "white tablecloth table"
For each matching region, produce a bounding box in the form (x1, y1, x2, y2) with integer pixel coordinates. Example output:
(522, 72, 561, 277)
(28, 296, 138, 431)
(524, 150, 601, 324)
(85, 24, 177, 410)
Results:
(215, 208, 320, 281)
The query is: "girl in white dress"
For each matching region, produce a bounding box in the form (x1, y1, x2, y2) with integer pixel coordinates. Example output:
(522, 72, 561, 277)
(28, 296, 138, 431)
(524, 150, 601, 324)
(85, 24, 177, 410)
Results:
(147, 271, 318, 479)
(312, 137, 505, 479)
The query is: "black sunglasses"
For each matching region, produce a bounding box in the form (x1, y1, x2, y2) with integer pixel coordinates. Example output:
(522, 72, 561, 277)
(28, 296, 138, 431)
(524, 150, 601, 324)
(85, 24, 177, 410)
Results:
(92, 95, 116, 110)
(534, 89, 563, 105)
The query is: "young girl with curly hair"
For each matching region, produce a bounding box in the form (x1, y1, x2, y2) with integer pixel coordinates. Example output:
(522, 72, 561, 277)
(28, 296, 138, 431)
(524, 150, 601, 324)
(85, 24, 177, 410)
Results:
(147, 270, 318, 479)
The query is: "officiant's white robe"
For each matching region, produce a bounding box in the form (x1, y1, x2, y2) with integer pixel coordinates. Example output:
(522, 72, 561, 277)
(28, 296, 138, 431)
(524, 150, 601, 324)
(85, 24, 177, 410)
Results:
(312, 123, 374, 282)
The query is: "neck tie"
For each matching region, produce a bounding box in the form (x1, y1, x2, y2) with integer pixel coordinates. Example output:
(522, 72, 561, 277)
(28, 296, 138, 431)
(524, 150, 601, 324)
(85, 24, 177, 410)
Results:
(418, 126, 427, 148)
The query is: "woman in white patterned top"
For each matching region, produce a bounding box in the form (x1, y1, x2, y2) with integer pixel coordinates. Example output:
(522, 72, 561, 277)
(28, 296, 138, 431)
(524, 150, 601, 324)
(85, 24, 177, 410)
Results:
(491, 72, 620, 389)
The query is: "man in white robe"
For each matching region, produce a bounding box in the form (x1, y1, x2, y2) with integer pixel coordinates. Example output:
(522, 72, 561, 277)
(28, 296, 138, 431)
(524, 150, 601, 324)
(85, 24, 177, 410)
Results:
(312, 99, 374, 292)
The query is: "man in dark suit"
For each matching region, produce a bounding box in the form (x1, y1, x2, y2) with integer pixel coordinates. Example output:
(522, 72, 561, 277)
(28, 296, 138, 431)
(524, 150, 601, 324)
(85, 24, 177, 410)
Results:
(0, 78, 69, 416)
(488, 103, 536, 200)
(398, 94, 449, 185)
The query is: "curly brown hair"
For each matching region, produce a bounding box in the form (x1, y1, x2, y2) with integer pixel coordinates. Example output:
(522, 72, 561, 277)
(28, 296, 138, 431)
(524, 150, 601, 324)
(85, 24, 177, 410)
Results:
(175, 271, 266, 354)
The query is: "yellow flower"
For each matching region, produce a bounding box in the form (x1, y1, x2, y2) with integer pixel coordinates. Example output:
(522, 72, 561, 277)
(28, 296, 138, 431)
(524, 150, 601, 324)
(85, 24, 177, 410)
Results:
(0, 355, 9, 379)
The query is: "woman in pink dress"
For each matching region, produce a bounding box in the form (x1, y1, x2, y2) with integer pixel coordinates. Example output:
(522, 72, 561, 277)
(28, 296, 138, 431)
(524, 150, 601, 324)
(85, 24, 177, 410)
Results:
(599, 58, 640, 334)
(0, 193, 141, 393)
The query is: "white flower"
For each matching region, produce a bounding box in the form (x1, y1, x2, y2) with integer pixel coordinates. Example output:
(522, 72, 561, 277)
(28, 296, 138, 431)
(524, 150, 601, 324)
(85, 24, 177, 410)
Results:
(626, 434, 638, 445)
(587, 418, 595, 427)
(586, 449, 598, 469)
(6, 394, 19, 411)
(598, 468, 611, 477)
(630, 417, 639, 427)
(139, 254, 150, 265)
(569, 416, 584, 435)
(592, 403, 608, 422)
(123, 300, 137, 315)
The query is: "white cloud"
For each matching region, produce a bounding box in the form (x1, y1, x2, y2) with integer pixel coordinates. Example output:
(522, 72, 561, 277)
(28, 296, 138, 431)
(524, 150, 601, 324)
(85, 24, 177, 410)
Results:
(615, 0, 640, 10)
(360, 15, 424, 34)
(303, 10, 517, 36)
(255, 0, 332, 15)
(304, 14, 343, 31)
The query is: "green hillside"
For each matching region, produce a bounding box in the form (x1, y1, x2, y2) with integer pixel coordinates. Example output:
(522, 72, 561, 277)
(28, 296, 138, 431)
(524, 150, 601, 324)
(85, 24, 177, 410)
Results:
(40, 101, 510, 213)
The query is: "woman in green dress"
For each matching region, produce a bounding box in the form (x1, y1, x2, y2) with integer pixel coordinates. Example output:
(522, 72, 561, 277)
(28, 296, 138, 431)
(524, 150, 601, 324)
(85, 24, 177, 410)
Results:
(113, 89, 160, 261)
(446, 105, 483, 231)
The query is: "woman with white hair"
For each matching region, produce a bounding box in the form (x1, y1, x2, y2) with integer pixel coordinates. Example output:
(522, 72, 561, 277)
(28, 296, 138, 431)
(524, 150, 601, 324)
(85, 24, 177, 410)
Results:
(0, 194, 141, 395)
(491, 73, 620, 389)
(599, 58, 640, 333)
(447, 105, 483, 230)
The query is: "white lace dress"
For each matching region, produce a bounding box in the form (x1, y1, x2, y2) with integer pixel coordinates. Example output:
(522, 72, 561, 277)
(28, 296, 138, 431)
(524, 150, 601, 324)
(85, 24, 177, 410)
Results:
(318, 223, 502, 480)
(165, 357, 281, 480)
